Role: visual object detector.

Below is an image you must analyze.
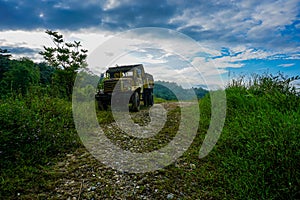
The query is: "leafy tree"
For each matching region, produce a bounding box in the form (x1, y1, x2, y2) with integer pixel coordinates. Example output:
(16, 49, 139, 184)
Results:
(0, 48, 11, 80)
(39, 30, 88, 98)
(1, 58, 40, 95)
(38, 62, 55, 85)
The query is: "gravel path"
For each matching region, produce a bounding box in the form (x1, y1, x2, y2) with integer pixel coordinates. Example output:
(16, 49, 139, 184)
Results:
(38, 102, 197, 199)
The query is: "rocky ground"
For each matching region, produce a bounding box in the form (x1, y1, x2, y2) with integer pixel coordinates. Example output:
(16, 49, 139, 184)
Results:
(37, 147, 182, 199)
(29, 102, 203, 200)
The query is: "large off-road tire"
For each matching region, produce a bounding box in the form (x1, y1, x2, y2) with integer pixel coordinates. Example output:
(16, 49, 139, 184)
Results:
(149, 89, 154, 106)
(131, 91, 140, 112)
(98, 101, 108, 111)
(143, 90, 149, 107)
(147, 89, 154, 106)
(144, 89, 154, 107)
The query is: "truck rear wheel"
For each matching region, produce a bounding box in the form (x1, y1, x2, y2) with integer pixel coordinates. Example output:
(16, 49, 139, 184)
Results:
(131, 91, 140, 112)
(143, 90, 149, 106)
(149, 90, 154, 106)
(144, 89, 154, 107)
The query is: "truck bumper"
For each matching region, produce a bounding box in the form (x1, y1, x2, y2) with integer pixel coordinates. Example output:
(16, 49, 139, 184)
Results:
(95, 92, 133, 110)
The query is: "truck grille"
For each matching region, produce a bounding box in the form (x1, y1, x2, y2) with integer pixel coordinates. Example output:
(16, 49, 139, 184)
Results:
(103, 78, 132, 93)
(104, 80, 120, 93)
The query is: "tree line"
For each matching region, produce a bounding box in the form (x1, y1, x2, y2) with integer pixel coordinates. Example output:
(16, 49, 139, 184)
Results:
(154, 80, 208, 100)
(0, 30, 88, 99)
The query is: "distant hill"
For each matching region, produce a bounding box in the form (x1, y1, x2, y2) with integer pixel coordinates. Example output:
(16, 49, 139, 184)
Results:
(153, 80, 209, 100)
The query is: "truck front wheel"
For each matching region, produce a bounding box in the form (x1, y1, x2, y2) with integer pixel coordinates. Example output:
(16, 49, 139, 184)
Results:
(98, 100, 108, 111)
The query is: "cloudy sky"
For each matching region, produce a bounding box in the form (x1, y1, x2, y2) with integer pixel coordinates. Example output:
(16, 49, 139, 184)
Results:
(0, 0, 299, 88)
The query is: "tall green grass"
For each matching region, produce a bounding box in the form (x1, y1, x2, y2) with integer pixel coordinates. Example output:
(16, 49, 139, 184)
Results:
(0, 93, 81, 197)
(201, 73, 300, 199)
(0, 95, 80, 167)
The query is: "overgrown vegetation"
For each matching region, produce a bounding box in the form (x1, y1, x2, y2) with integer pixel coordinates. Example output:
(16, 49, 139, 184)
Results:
(204, 73, 300, 199)
(0, 31, 87, 197)
(0, 94, 82, 197)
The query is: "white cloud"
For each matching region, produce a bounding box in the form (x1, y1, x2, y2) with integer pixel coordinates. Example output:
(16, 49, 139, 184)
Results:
(0, 30, 51, 48)
(110, 51, 168, 66)
(170, 0, 299, 51)
(103, 0, 130, 10)
(103, 0, 120, 10)
(0, 29, 112, 61)
(145, 63, 226, 90)
(215, 48, 274, 63)
(251, 0, 298, 28)
(278, 63, 295, 68)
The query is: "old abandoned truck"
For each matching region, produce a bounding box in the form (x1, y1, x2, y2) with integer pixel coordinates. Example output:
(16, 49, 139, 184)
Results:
(95, 64, 154, 111)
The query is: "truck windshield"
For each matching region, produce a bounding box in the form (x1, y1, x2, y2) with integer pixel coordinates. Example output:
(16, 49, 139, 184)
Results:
(123, 71, 133, 77)
(108, 71, 134, 78)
